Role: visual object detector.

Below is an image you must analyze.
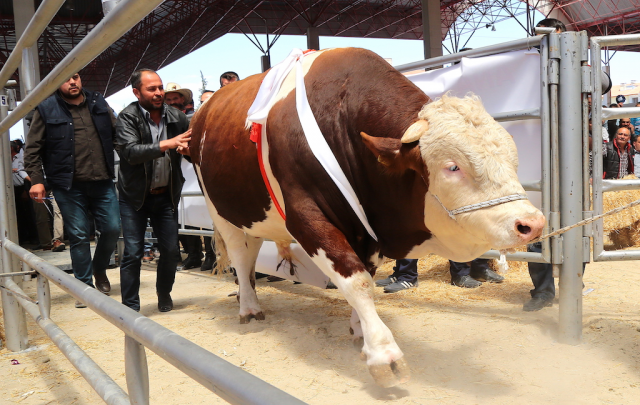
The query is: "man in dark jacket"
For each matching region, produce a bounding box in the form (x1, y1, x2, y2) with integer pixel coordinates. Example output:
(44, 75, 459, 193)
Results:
(603, 126, 634, 179)
(25, 72, 120, 308)
(116, 68, 191, 313)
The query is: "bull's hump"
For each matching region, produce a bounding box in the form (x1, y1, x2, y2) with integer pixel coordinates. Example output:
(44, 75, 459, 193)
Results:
(272, 49, 331, 106)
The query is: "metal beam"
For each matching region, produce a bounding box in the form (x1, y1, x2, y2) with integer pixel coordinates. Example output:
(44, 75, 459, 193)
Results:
(0, 0, 65, 88)
(0, 0, 167, 135)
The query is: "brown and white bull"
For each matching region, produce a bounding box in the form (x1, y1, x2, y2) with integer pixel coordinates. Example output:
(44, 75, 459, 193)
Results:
(189, 47, 544, 387)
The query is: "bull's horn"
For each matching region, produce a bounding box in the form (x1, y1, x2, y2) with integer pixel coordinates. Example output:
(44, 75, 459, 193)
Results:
(401, 120, 429, 143)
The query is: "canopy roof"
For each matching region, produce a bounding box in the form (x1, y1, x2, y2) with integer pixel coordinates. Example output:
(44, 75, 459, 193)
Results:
(0, 0, 637, 98)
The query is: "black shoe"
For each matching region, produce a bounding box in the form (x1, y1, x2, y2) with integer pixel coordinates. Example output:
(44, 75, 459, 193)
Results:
(94, 271, 111, 295)
(201, 254, 216, 271)
(375, 276, 397, 287)
(470, 268, 504, 283)
(158, 293, 173, 312)
(451, 275, 482, 288)
(182, 256, 202, 270)
(384, 280, 418, 293)
(523, 296, 553, 312)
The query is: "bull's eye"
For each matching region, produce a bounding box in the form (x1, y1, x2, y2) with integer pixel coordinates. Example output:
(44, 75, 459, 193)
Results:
(448, 165, 459, 172)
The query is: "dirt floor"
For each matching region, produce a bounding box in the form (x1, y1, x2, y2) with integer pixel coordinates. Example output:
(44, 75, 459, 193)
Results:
(1, 254, 640, 405)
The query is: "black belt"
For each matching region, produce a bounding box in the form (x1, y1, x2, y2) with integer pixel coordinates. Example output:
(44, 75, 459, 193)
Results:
(149, 186, 168, 195)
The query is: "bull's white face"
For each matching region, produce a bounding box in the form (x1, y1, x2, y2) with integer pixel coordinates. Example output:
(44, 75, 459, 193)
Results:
(410, 95, 544, 261)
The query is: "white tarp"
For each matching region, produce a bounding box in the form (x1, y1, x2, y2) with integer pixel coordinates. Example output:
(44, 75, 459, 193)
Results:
(178, 49, 543, 285)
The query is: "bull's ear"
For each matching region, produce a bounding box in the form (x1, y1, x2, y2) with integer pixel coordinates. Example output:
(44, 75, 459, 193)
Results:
(360, 132, 425, 173)
(401, 119, 429, 143)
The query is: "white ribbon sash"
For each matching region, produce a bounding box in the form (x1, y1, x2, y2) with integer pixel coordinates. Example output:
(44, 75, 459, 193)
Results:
(247, 49, 378, 241)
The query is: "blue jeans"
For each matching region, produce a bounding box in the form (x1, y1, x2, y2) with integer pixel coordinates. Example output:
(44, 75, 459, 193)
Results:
(52, 180, 120, 287)
(119, 193, 179, 311)
(449, 258, 491, 279)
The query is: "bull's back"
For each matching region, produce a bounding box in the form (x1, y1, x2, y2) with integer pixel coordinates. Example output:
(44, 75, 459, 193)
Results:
(190, 73, 272, 229)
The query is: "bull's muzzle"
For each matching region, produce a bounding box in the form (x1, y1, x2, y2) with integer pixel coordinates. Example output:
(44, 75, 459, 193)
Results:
(515, 215, 545, 243)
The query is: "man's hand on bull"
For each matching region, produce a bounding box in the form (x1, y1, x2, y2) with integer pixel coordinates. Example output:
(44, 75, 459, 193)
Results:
(176, 145, 190, 156)
(29, 183, 47, 203)
(160, 129, 192, 152)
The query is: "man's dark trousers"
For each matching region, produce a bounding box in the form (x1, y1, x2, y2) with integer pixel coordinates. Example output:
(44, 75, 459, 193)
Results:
(119, 192, 179, 311)
(52, 179, 120, 287)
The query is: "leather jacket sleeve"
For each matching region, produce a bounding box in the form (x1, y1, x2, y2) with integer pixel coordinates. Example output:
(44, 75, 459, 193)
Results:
(115, 107, 165, 166)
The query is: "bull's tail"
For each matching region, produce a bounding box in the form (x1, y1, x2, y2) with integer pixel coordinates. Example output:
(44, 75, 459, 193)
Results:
(212, 230, 231, 277)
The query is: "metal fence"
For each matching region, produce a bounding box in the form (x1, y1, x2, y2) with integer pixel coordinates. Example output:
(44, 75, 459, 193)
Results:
(590, 34, 640, 262)
(1, 0, 636, 399)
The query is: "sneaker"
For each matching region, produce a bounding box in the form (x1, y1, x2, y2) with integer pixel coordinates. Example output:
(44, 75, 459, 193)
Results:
(51, 239, 66, 252)
(75, 300, 87, 308)
(383, 280, 418, 293)
(375, 275, 397, 287)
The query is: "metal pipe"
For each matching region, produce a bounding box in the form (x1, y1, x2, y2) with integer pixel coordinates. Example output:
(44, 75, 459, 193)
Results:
(549, 33, 561, 267)
(0, 0, 167, 135)
(602, 179, 640, 192)
(591, 39, 605, 261)
(557, 32, 584, 344)
(395, 36, 543, 73)
(37, 273, 51, 319)
(539, 35, 552, 263)
(2, 240, 305, 405)
(2, 278, 131, 405)
(479, 250, 548, 263)
(602, 107, 640, 120)
(125, 335, 150, 405)
(492, 108, 540, 122)
(521, 180, 541, 192)
(0, 87, 28, 351)
(0, 0, 66, 88)
(178, 229, 214, 237)
(592, 33, 640, 47)
(594, 250, 640, 261)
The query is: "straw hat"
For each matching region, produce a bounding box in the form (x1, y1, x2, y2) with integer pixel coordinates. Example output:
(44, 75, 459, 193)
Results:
(165, 82, 193, 104)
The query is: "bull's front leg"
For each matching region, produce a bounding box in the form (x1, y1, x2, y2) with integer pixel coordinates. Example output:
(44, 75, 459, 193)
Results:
(288, 218, 409, 387)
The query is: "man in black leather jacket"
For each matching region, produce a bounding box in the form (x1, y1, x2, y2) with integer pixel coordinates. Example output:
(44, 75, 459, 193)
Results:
(116, 68, 191, 312)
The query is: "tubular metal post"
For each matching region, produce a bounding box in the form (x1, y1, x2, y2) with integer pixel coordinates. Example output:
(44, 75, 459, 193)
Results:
(539, 34, 552, 263)
(0, 87, 28, 351)
(548, 32, 562, 269)
(37, 273, 51, 319)
(591, 38, 605, 261)
(125, 335, 150, 405)
(558, 32, 584, 344)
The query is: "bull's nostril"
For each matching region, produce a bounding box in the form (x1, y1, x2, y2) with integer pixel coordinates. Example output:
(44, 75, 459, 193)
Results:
(517, 224, 531, 235)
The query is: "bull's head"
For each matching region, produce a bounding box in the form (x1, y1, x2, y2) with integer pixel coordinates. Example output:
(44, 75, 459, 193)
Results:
(361, 94, 545, 261)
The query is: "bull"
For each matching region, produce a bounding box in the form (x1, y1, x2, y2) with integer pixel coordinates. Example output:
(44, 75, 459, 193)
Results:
(189, 47, 545, 387)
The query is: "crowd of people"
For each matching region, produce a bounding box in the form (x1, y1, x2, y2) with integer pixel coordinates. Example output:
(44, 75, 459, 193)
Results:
(19, 69, 238, 312)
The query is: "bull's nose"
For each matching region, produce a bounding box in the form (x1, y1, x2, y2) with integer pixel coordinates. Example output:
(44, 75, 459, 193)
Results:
(515, 214, 545, 242)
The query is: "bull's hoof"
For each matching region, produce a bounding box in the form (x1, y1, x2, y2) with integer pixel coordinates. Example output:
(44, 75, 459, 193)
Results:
(239, 312, 266, 324)
(369, 357, 411, 388)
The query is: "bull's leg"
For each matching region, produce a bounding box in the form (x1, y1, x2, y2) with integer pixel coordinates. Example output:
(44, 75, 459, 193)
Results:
(195, 171, 266, 323)
(290, 225, 410, 387)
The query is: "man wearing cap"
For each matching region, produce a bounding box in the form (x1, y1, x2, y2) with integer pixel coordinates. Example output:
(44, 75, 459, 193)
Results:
(616, 94, 626, 108)
(219, 71, 239, 87)
(165, 83, 195, 120)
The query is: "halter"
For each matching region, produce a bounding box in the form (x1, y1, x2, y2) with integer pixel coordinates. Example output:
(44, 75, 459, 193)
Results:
(432, 193, 529, 220)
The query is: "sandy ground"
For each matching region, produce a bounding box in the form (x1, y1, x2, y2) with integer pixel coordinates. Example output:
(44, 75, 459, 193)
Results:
(1, 255, 640, 405)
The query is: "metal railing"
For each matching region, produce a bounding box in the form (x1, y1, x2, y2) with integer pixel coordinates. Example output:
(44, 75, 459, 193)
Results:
(590, 33, 640, 262)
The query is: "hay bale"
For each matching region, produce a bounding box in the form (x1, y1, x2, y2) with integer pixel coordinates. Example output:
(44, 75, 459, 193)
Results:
(601, 174, 640, 232)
